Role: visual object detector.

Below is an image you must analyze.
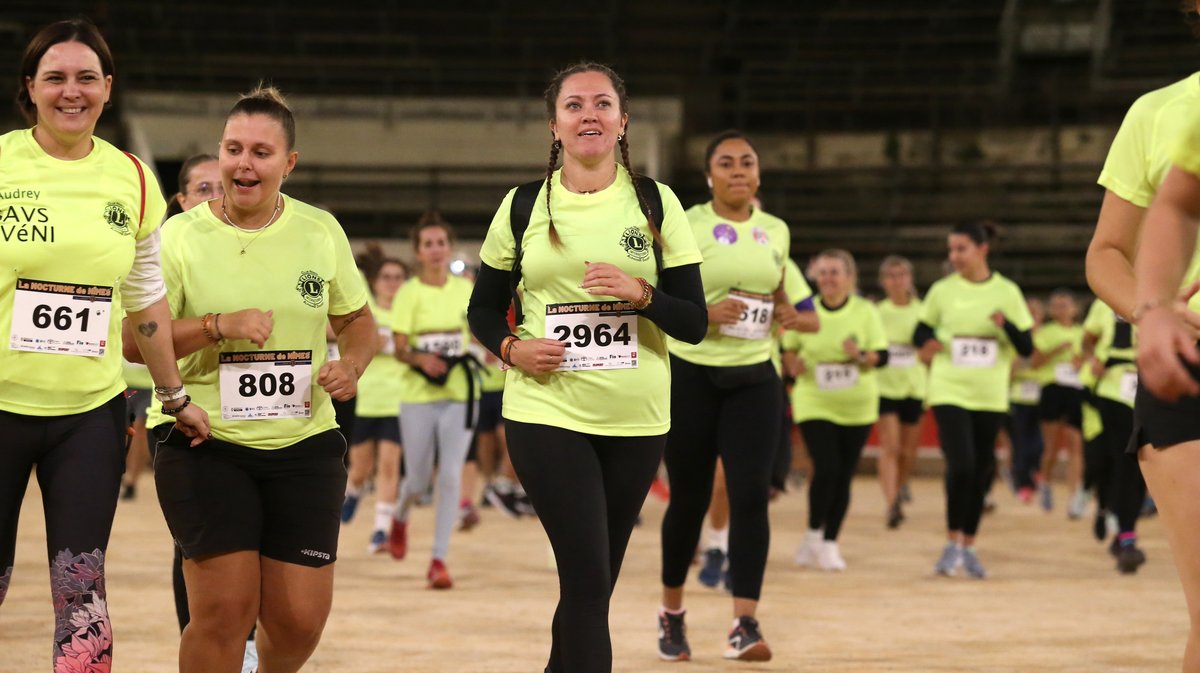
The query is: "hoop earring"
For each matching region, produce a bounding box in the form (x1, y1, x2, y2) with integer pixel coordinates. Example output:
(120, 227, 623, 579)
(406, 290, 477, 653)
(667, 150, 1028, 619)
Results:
(552, 139, 562, 150)
(617, 134, 624, 141)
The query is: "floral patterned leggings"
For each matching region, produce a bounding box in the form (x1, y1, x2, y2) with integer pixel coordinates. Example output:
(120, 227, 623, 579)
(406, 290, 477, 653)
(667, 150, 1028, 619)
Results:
(0, 393, 127, 673)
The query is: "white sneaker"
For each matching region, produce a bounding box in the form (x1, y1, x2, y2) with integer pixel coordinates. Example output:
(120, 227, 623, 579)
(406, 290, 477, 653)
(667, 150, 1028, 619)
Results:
(817, 541, 846, 572)
(240, 639, 258, 673)
(794, 530, 822, 567)
(1067, 488, 1090, 520)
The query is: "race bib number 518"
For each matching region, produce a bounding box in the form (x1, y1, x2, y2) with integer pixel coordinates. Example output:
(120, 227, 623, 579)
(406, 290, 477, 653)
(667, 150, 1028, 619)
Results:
(545, 301, 638, 370)
(9, 278, 112, 356)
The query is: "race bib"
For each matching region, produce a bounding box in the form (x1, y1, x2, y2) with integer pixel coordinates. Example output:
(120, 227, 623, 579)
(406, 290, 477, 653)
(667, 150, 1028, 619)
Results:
(378, 327, 395, 357)
(1119, 371, 1138, 403)
(219, 350, 313, 420)
(950, 337, 998, 368)
(545, 301, 638, 371)
(417, 330, 465, 357)
(1054, 363, 1083, 389)
(815, 363, 859, 391)
(719, 290, 774, 340)
(9, 279, 112, 357)
(888, 344, 918, 369)
(1015, 380, 1042, 402)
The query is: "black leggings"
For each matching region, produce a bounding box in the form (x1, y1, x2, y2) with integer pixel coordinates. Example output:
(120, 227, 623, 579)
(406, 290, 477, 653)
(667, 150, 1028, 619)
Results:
(661, 356, 780, 601)
(505, 420, 664, 673)
(1093, 398, 1147, 535)
(799, 421, 872, 541)
(0, 393, 126, 670)
(932, 405, 1004, 537)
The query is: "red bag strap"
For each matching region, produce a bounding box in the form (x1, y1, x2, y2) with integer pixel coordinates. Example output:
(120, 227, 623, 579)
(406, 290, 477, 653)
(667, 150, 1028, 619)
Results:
(123, 151, 146, 228)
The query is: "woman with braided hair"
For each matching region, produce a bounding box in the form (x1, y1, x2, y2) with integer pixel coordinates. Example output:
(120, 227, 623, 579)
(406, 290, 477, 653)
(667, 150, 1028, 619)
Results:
(468, 62, 707, 673)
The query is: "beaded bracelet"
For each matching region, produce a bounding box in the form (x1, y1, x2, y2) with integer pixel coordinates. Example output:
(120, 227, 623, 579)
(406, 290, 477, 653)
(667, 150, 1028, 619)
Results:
(162, 395, 191, 416)
(200, 313, 222, 343)
(500, 335, 518, 366)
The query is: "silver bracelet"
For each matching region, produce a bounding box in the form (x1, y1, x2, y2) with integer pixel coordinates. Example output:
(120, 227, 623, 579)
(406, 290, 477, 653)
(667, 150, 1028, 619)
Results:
(154, 386, 187, 403)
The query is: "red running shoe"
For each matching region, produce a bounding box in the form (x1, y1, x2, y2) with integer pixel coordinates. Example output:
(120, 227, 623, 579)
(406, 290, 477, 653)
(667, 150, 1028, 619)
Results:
(649, 476, 671, 502)
(427, 559, 453, 589)
(389, 519, 408, 560)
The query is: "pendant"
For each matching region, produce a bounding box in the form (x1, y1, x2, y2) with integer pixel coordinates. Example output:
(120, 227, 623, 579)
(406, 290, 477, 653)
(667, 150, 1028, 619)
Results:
(240, 250, 246, 256)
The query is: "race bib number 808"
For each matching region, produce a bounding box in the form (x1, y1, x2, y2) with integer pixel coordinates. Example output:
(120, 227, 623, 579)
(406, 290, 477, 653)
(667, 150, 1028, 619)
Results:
(219, 350, 313, 420)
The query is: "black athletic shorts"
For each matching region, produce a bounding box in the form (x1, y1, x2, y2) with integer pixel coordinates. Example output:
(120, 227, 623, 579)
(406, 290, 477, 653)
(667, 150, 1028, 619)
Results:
(879, 397, 924, 425)
(1130, 380, 1200, 452)
(1037, 384, 1083, 428)
(350, 416, 401, 446)
(476, 391, 504, 433)
(153, 425, 347, 567)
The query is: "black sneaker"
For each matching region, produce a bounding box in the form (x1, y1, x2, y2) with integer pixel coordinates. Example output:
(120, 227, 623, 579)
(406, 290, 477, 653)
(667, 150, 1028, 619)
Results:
(657, 610, 691, 662)
(697, 548, 725, 588)
(886, 501, 904, 529)
(483, 485, 522, 519)
(121, 484, 136, 501)
(1093, 510, 1108, 542)
(514, 488, 536, 517)
(1116, 545, 1147, 574)
(724, 616, 771, 661)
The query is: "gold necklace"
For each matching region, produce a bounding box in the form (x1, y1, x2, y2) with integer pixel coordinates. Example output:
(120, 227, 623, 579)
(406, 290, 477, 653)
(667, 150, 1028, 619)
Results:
(561, 169, 617, 195)
(221, 195, 283, 255)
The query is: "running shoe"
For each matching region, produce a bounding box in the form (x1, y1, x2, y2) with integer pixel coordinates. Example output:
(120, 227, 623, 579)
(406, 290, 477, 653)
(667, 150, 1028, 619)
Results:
(1017, 486, 1034, 504)
(1116, 545, 1147, 575)
(367, 529, 388, 554)
(459, 503, 481, 532)
(899, 482, 913, 504)
(649, 476, 671, 502)
(388, 519, 408, 560)
(427, 559, 453, 589)
(1039, 483, 1053, 512)
(794, 530, 822, 567)
(515, 487, 537, 517)
(961, 548, 987, 579)
(934, 544, 961, 577)
(121, 484, 136, 501)
(657, 610, 691, 661)
(340, 493, 360, 524)
(818, 541, 847, 572)
(698, 548, 726, 588)
(886, 501, 905, 529)
(1067, 488, 1090, 520)
(1093, 509, 1108, 542)
(483, 485, 523, 519)
(240, 639, 258, 673)
(724, 616, 772, 661)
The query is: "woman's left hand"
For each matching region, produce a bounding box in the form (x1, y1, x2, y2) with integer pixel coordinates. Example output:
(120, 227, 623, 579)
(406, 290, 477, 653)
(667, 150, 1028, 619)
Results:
(842, 338, 861, 359)
(318, 359, 360, 401)
(580, 262, 643, 302)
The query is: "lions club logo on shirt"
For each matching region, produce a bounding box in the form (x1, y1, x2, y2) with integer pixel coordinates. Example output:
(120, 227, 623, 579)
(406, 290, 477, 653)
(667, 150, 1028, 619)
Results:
(620, 227, 651, 262)
(296, 271, 326, 308)
(103, 202, 134, 236)
(752, 227, 770, 246)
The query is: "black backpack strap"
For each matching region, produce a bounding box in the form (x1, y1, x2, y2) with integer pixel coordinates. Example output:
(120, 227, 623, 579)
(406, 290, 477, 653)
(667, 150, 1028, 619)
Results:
(508, 179, 544, 325)
(633, 174, 666, 275)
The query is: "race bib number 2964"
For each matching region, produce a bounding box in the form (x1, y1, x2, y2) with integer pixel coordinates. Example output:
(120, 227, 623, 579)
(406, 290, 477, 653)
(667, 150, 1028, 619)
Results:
(9, 278, 112, 357)
(545, 301, 639, 371)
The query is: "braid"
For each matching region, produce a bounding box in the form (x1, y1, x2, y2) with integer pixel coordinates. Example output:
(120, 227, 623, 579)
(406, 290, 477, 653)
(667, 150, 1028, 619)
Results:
(545, 139, 563, 248)
(618, 134, 666, 249)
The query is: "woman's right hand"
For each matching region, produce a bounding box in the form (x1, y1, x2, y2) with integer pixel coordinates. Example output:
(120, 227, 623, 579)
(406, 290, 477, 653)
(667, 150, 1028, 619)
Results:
(219, 309, 274, 347)
(509, 338, 566, 375)
(173, 403, 212, 448)
(782, 351, 806, 378)
(413, 352, 449, 378)
(918, 340, 943, 366)
(1137, 306, 1200, 401)
(708, 298, 747, 326)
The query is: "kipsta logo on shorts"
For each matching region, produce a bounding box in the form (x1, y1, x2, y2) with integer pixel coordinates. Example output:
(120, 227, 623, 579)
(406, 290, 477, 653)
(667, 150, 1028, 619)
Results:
(296, 271, 326, 308)
(104, 202, 133, 235)
(620, 227, 651, 262)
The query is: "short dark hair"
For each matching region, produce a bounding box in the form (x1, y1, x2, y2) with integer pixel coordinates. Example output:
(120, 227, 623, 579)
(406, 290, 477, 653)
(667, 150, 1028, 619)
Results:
(16, 18, 115, 124)
(952, 220, 998, 247)
(703, 130, 759, 171)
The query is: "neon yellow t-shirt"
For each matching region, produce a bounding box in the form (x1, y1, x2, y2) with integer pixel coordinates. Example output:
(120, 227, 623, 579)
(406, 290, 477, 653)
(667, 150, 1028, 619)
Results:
(875, 297, 927, 401)
(390, 275, 475, 404)
(668, 202, 810, 367)
(355, 296, 404, 418)
(145, 194, 368, 449)
(920, 272, 1033, 413)
(1082, 298, 1138, 409)
(479, 166, 703, 436)
(123, 361, 154, 390)
(1100, 73, 1200, 311)
(0, 129, 165, 416)
(782, 295, 887, 426)
(1031, 323, 1083, 386)
(771, 258, 811, 376)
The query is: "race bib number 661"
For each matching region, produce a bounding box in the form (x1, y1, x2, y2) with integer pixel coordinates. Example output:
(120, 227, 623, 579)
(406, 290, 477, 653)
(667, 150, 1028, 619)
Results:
(9, 278, 112, 356)
(545, 301, 638, 371)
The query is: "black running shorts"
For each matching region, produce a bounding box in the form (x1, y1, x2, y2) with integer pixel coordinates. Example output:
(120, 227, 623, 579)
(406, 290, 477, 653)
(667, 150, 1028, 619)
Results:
(1130, 381, 1200, 453)
(350, 416, 401, 446)
(1037, 384, 1083, 428)
(878, 397, 924, 425)
(152, 425, 347, 567)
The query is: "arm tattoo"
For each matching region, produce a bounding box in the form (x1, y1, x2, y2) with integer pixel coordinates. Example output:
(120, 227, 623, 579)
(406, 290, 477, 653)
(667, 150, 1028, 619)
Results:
(137, 321, 158, 338)
(333, 308, 366, 335)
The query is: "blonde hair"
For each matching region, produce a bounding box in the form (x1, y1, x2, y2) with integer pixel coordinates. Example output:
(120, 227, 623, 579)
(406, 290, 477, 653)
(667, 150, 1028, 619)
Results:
(816, 248, 858, 291)
(879, 254, 917, 298)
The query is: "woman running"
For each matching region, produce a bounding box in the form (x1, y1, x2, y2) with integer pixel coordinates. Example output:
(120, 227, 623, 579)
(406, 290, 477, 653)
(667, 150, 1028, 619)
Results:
(0, 19, 210, 671)
(657, 130, 816, 663)
(785, 249, 887, 571)
(387, 213, 477, 588)
(141, 85, 376, 673)
(915, 221, 1033, 579)
(342, 246, 406, 555)
(874, 255, 926, 528)
(468, 62, 706, 673)
(1029, 289, 1086, 516)
(1008, 296, 1046, 504)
